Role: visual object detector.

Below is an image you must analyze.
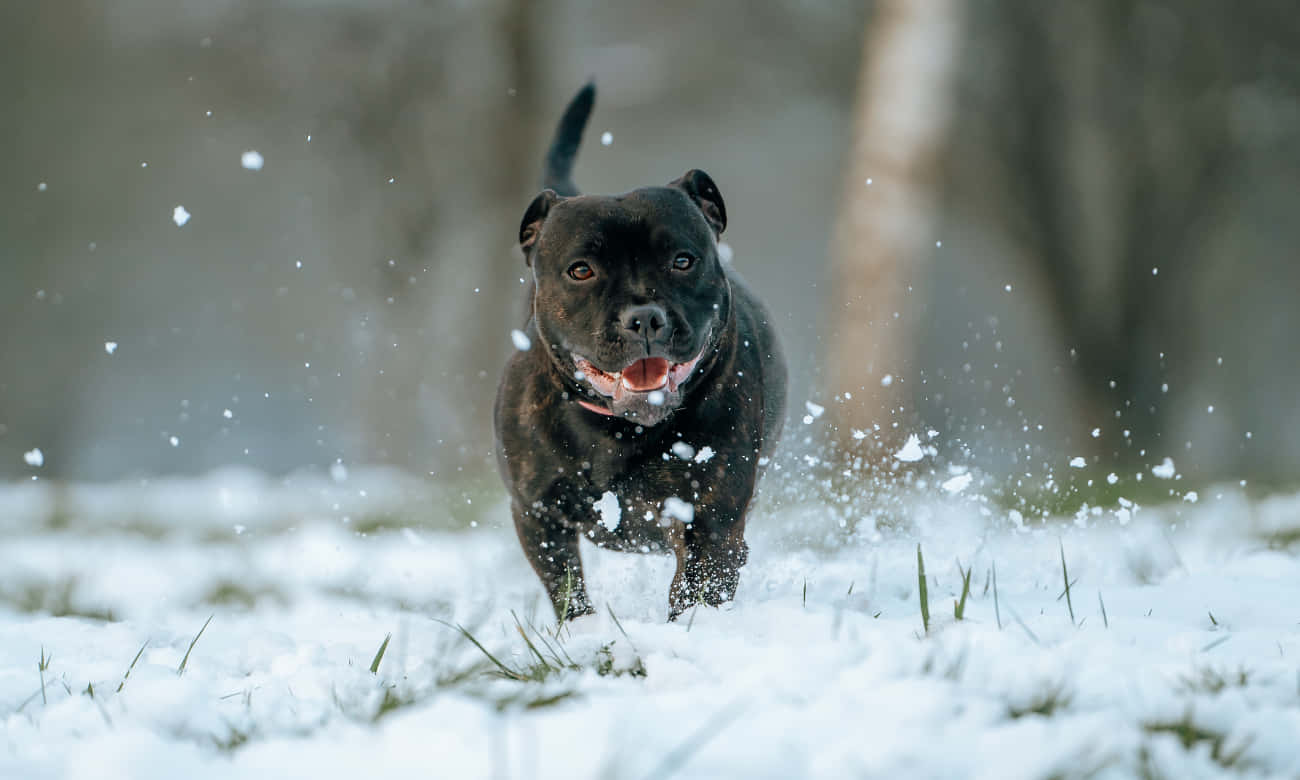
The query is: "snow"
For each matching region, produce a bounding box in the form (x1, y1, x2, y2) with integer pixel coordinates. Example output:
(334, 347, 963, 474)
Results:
(693, 446, 715, 464)
(1151, 457, 1177, 480)
(894, 434, 925, 462)
(239, 151, 265, 171)
(22, 449, 44, 468)
(594, 491, 621, 532)
(662, 496, 694, 525)
(1069, 456, 1086, 468)
(670, 442, 695, 461)
(804, 401, 825, 419)
(2, 473, 1300, 779)
(939, 471, 971, 494)
(600, 131, 613, 146)
(172, 206, 191, 226)
(647, 390, 665, 406)
(880, 373, 894, 387)
(509, 329, 531, 352)
(104, 341, 118, 355)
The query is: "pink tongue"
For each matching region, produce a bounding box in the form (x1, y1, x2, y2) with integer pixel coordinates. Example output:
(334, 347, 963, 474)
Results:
(623, 358, 670, 391)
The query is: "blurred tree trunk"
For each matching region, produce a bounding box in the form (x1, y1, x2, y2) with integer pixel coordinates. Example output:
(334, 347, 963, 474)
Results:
(824, 0, 963, 449)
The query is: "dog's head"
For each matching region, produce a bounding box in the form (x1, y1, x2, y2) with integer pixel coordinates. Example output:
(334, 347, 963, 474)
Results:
(519, 170, 730, 426)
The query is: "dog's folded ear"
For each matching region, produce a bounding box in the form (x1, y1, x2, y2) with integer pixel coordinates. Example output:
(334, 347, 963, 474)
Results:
(670, 169, 726, 237)
(519, 189, 560, 261)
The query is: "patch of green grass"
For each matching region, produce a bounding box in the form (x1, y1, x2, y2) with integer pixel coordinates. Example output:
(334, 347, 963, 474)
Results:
(985, 472, 1196, 521)
(1, 579, 116, 622)
(201, 579, 286, 608)
(1006, 683, 1073, 719)
(210, 724, 253, 753)
(1176, 665, 1254, 695)
(1142, 710, 1253, 769)
(440, 610, 646, 687)
(1262, 527, 1300, 551)
(202, 581, 287, 610)
(919, 647, 968, 681)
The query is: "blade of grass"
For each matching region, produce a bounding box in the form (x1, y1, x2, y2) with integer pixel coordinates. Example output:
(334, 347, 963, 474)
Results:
(369, 633, 392, 675)
(917, 544, 930, 634)
(639, 697, 748, 780)
(117, 640, 148, 693)
(606, 603, 639, 654)
(437, 620, 525, 681)
(1098, 591, 1109, 629)
(1201, 635, 1231, 653)
(511, 612, 554, 670)
(177, 614, 214, 677)
(1059, 541, 1076, 626)
(993, 561, 1002, 630)
(38, 646, 50, 706)
(953, 559, 972, 621)
(1007, 605, 1041, 646)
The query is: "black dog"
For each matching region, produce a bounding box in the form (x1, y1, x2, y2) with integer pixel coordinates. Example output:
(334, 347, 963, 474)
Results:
(495, 84, 786, 620)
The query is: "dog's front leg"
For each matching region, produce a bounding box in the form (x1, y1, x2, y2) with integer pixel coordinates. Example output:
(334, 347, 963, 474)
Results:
(513, 509, 595, 621)
(666, 507, 750, 620)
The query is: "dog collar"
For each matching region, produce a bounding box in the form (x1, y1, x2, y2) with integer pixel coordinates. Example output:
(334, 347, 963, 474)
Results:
(578, 398, 616, 417)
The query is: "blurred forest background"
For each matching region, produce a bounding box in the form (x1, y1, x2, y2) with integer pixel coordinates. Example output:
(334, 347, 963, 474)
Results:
(1, 0, 1297, 490)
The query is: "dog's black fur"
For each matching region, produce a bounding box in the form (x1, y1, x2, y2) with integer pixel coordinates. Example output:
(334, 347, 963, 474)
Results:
(495, 84, 787, 620)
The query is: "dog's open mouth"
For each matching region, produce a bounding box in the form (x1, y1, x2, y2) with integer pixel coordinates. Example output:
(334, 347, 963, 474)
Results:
(573, 351, 703, 399)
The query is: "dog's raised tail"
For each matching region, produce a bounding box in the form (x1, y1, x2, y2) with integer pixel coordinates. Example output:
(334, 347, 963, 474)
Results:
(542, 82, 595, 197)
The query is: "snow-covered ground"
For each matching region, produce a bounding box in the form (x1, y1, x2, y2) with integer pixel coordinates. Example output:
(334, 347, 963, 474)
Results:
(2, 470, 1299, 779)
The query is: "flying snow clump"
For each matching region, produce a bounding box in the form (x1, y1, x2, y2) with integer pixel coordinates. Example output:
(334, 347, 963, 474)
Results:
(1151, 457, 1176, 479)
(23, 448, 44, 467)
(670, 441, 695, 461)
(662, 497, 694, 525)
(172, 206, 191, 226)
(240, 150, 265, 170)
(894, 434, 925, 462)
(510, 329, 531, 351)
(594, 491, 621, 532)
(104, 341, 118, 355)
(941, 472, 972, 494)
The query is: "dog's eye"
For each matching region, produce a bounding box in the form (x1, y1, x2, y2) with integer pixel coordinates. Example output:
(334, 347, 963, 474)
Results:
(672, 254, 696, 271)
(567, 261, 594, 281)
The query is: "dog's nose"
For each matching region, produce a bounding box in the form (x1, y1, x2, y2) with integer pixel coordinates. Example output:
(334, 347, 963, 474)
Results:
(620, 304, 669, 340)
